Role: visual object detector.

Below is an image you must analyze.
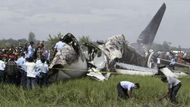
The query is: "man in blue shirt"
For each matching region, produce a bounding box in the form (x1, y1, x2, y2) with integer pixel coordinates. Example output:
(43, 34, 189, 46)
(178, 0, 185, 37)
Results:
(16, 53, 26, 87)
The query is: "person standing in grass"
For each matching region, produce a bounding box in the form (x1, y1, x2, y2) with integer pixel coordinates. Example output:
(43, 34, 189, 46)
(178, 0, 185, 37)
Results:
(117, 81, 140, 100)
(160, 76, 181, 103)
(0, 57, 5, 82)
(35, 57, 49, 86)
(24, 57, 37, 89)
(16, 53, 26, 87)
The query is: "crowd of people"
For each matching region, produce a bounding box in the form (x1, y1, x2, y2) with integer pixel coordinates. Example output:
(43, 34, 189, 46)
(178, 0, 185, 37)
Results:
(0, 40, 54, 89)
(0, 36, 80, 89)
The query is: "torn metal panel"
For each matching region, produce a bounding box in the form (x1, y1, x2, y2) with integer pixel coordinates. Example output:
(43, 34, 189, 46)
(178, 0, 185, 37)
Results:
(115, 63, 157, 76)
(87, 68, 111, 81)
(119, 45, 148, 67)
(97, 34, 126, 71)
(116, 63, 158, 73)
(90, 54, 107, 70)
(116, 69, 155, 76)
(48, 33, 88, 83)
(159, 67, 188, 78)
(159, 67, 178, 78)
(49, 44, 78, 68)
(87, 72, 106, 81)
(100, 34, 126, 61)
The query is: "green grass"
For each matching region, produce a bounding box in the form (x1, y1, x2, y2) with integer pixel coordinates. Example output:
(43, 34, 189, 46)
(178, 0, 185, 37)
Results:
(0, 75, 189, 107)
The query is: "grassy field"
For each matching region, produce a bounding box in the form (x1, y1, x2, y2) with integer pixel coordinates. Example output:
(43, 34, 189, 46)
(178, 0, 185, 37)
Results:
(0, 75, 189, 107)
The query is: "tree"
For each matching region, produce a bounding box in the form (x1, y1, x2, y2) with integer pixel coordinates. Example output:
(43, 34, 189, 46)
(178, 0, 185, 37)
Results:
(0, 38, 28, 48)
(46, 33, 64, 49)
(162, 41, 171, 51)
(18, 39, 28, 46)
(28, 32, 36, 42)
(79, 36, 91, 44)
(151, 41, 172, 51)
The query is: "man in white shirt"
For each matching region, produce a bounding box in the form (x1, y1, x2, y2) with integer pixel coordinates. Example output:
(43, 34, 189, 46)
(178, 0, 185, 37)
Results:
(54, 38, 66, 53)
(16, 53, 26, 67)
(24, 58, 37, 89)
(117, 81, 140, 100)
(157, 57, 161, 68)
(35, 58, 49, 86)
(27, 41, 35, 59)
(160, 76, 181, 103)
(169, 58, 176, 70)
(0, 58, 5, 82)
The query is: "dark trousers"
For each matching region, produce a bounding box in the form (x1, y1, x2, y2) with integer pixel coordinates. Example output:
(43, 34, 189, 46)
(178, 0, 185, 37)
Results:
(20, 69, 27, 88)
(39, 73, 48, 87)
(0, 70, 4, 82)
(117, 83, 128, 100)
(169, 64, 175, 70)
(170, 82, 181, 103)
(27, 77, 36, 89)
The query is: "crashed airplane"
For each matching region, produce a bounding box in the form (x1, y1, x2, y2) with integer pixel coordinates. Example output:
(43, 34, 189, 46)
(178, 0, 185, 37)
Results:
(87, 3, 166, 75)
(47, 3, 187, 82)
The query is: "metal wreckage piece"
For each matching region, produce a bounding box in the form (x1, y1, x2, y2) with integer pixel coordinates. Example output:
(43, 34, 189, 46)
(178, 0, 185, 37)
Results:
(48, 33, 88, 83)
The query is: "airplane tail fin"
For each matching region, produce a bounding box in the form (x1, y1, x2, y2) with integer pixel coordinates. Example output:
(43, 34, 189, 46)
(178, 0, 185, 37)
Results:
(137, 3, 166, 47)
(130, 3, 166, 56)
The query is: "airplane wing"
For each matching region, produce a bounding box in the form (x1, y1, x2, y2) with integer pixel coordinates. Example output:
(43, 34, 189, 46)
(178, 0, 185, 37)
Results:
(115, 63, 188, 77)
(115, 62, 157, 76)
(160, 58, 189, 68)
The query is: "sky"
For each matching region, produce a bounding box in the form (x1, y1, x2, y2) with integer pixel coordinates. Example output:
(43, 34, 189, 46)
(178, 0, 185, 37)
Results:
(0, 0, 190, 48)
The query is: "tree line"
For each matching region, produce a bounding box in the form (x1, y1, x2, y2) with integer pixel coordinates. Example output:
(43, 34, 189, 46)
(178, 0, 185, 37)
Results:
(0, 32, 186, 52)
